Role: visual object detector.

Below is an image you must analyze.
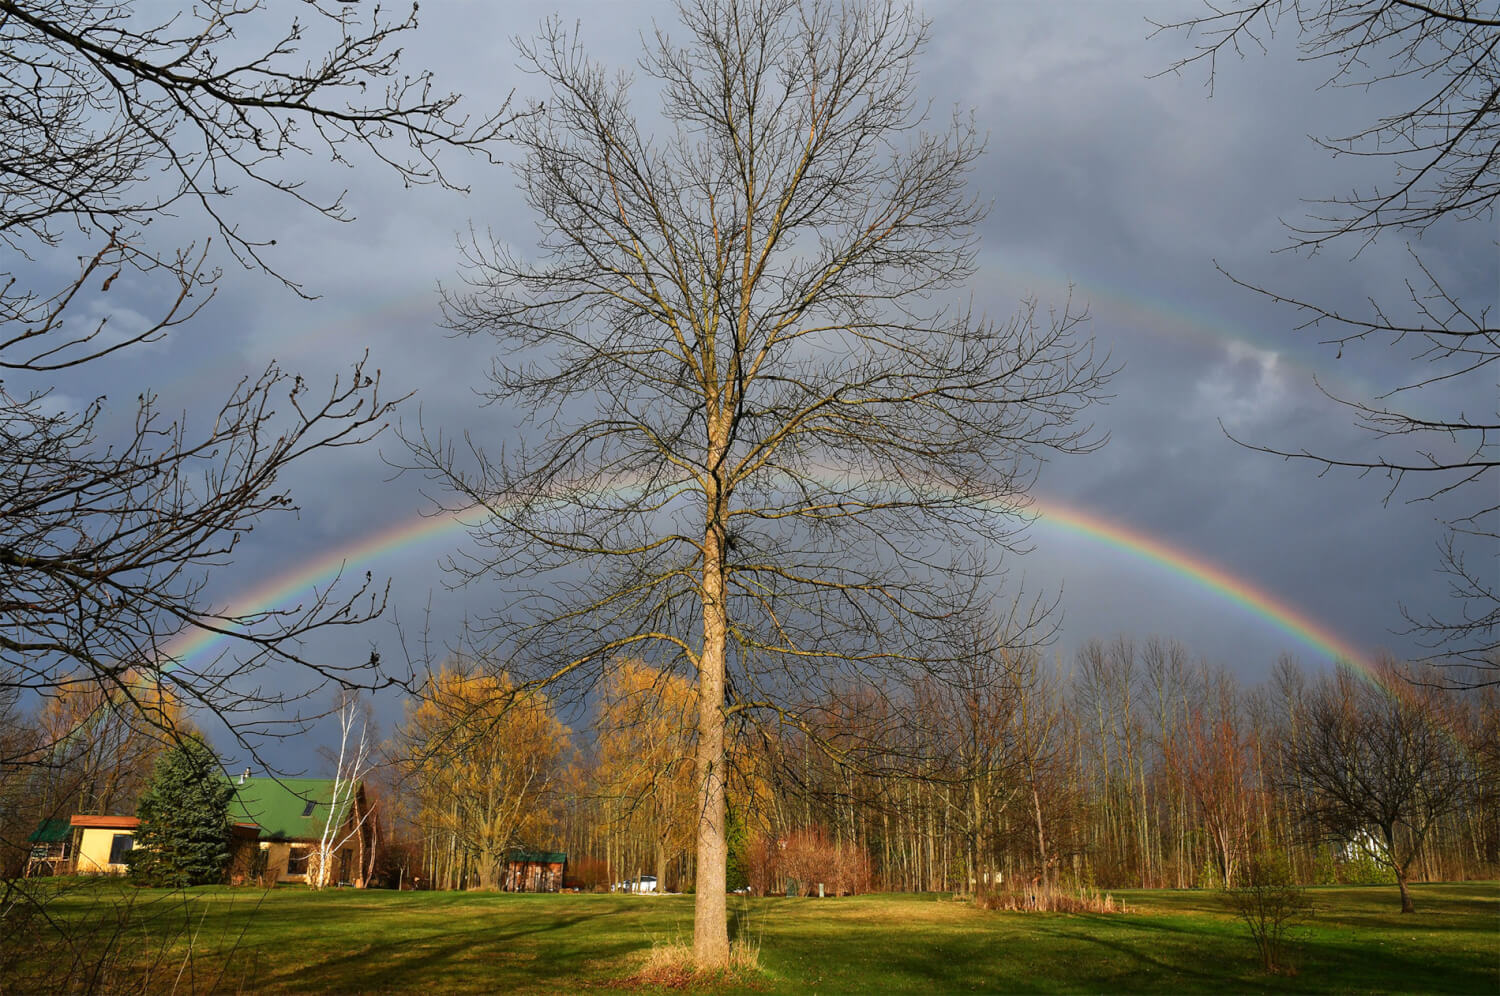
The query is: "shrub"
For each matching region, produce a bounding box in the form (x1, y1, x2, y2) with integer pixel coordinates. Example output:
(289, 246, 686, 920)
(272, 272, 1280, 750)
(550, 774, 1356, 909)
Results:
(564, 857, 610, 892)
(777, 827, 873, 896)
(746, 833, 780, 896)
(1223, 850, 1312, 975)
(1338, 852, 1397, 885)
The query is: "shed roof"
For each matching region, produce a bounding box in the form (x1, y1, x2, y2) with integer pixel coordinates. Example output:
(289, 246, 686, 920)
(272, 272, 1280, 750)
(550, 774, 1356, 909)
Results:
(508, 851, 567, 865)
(27, 817, 71, 843)
(69, 815, 140, 830)
(227, 777, 358, 841)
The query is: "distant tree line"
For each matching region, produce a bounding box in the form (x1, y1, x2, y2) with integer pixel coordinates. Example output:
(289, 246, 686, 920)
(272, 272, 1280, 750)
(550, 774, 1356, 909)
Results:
(358, 641, 1495, 914)
(5, 636, 1490, 916)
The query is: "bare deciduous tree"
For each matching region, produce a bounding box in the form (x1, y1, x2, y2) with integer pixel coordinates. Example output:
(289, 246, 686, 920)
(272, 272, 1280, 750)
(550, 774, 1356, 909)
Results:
(1153, 1, 1498, 674)
(1, 0, 505, 289)
(308, 692, 376, 890)
(1153, 1, 1498, 245)
(1172, 670, 1257, 889)
(1282, 659, 1471, 912)
(410, 0, 1112, 965)
(0, 0, 509, 777)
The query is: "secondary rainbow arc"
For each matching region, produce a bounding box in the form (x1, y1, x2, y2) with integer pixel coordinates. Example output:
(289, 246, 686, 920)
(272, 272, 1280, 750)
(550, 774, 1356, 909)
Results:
(159, 493, 1369, 679)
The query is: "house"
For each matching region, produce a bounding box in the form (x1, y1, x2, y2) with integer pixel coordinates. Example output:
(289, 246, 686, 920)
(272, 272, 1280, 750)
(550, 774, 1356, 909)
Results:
(502, 851, 567, 893)
(226, 775, 374, 886)
(57, 774, 373, 885)
(67, 813, 261, 876)
(68, 814, 141, 875)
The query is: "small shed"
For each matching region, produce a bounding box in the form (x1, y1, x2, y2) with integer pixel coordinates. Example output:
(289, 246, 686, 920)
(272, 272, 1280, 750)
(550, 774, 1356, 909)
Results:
(24, 818, 73, 876)
(503, 851, 567, 893)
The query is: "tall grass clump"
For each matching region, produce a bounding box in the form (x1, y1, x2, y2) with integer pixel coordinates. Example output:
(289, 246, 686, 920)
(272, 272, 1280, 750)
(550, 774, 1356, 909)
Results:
(977, 880, 1124, 914)
(629, 935, 762, 988)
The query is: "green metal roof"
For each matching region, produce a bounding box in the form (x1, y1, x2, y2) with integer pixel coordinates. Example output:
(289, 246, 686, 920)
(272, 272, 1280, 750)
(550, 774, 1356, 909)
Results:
(27, 817, 71, 844)
(226, 777, 357, 841)
(508, 851, 567, 864)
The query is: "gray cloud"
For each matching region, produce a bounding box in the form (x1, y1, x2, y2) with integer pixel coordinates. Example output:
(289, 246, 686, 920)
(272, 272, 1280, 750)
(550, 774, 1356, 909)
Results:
(62, 1, 1479, 766)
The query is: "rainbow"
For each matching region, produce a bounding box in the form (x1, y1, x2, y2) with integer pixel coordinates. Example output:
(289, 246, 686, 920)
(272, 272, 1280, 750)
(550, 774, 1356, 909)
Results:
(158, 491, 1370, 678)
(238, 267, 1378, 410)
(1029, 496, 1369, 668)
(160, 509, 482, 666)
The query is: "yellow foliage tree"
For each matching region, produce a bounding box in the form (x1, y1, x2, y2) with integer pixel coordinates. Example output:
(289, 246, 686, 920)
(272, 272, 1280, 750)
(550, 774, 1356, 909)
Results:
(399, 667, 570, 890)
(595, 662, 698, 890)
(36, 679, 186, 817)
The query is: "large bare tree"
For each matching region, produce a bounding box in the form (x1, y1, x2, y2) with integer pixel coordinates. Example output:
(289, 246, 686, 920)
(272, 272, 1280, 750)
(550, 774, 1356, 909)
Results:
(0, 0, 509, 775)
(412, 0, 1111, 965)
(1154, 1, 1499, 675)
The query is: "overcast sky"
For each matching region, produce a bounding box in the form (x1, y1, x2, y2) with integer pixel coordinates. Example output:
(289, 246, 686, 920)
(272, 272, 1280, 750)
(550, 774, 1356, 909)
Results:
(49, 1, 1491, 769)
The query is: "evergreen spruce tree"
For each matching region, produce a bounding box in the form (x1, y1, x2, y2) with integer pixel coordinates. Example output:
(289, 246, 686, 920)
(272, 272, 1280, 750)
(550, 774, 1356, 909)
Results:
(128, 737, 233, 887)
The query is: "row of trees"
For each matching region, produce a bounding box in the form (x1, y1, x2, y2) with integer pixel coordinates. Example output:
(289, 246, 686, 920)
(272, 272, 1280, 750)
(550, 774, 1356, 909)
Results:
(4, 637, 1490, 917)
(369, 644, 1494, 916)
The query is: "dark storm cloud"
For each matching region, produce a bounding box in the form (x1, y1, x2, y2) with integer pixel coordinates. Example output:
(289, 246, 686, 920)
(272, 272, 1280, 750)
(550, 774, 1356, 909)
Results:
(87, 1, 1479, 765)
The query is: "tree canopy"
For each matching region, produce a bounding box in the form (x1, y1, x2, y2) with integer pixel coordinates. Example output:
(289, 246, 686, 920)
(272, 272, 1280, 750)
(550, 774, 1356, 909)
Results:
(1, 0, 506, 770)
(1155, 0, 1499, 675)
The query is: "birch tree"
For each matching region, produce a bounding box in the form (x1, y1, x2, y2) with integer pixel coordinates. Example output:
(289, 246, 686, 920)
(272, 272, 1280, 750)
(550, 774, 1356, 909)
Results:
(411, 0, 1111, 964)
(308, 694, 375, 890)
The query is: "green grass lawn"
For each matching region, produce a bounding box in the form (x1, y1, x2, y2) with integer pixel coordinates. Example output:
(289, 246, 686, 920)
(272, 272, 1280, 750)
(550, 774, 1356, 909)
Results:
(8, 881, 1496, 993)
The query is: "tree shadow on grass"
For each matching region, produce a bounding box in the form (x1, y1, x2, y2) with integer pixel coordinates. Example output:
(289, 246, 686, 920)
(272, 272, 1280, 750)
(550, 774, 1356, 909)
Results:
(255, 907, 636, 992)
(1022, 916, 1235, 992)
(1292, 932, 1500, 993)
(1023, 907, 1496, 994)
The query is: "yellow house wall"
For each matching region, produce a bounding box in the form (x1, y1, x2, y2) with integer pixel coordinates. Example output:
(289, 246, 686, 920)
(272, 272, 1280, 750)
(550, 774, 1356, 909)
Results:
(260, 841, 308, 883)
(75, 827, 133, 875)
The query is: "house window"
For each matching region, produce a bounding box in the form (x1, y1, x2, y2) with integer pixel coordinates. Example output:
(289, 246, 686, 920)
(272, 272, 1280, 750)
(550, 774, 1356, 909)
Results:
(108, 834, 134, 865)
(301, 800, 317, 817)
(286, 847, 310, 875)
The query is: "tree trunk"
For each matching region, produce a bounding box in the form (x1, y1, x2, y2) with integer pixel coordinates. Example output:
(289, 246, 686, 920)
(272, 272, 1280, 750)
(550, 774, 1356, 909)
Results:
(693, 516, 730, 967)
(1031, 783, 1049, 890)
(970, 781, 984, 898)
(1383, 824, 1415, 914)
(478, 843, 500, 891)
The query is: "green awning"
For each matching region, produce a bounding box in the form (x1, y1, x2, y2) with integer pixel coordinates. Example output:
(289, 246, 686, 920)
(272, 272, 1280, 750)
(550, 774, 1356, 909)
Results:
(508, 851, 567, 864)
(27, 817, 71, 844)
